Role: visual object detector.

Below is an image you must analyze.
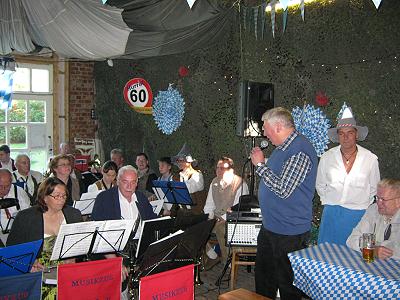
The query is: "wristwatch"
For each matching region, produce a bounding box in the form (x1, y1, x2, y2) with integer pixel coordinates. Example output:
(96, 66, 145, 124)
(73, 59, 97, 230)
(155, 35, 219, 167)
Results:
(256, 162, 263, 167)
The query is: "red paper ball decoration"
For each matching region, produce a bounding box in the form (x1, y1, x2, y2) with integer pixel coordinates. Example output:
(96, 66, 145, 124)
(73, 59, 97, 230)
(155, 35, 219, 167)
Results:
(315, 91, 329, 107)
(178, 66, 189, 77)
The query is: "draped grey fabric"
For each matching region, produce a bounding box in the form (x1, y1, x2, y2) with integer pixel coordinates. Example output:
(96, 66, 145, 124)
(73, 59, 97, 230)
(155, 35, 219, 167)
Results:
(109, 0, 233, 59)
(1, 0, 131, 59)
(0, 0, 233, 59)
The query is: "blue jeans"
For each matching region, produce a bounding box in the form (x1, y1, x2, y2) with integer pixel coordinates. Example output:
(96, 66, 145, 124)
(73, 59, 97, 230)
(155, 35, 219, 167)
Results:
(255, 227, 309, 300)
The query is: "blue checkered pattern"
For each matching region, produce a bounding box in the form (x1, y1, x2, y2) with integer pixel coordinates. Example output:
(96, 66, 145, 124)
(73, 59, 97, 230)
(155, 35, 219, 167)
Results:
(256, 130, 312, 199)
(288, 243, 400, 299)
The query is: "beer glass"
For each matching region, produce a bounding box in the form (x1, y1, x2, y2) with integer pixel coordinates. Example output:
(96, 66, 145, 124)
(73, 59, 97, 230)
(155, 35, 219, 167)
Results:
(359, 233, 375, 263)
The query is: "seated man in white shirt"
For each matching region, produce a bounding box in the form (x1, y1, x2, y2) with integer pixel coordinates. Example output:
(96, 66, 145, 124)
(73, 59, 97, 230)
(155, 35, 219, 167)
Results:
(0, 145, 16, 171)
(347, 178, 400, 260)
(0, 168, 30, 244)
(12, 154, 43, 205)
(203, 157, 249, 268)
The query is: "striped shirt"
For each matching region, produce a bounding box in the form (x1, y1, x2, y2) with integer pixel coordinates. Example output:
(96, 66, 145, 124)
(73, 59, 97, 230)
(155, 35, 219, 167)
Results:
(256, 130, 312, 199)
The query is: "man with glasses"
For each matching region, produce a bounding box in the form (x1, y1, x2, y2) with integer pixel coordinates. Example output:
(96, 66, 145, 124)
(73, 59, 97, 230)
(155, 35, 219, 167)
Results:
(347, 178, 400, 260)
(0, 169, 30, 244)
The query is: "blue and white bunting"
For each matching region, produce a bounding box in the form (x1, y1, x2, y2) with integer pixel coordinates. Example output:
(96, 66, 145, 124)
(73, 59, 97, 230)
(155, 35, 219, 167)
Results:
(292, 104, 331, 157)
(0, 70, 14, 109)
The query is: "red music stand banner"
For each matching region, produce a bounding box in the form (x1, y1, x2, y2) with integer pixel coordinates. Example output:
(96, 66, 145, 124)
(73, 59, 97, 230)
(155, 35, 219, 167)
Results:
(57, 257, 122, 300)
(139, 264, 194, 300)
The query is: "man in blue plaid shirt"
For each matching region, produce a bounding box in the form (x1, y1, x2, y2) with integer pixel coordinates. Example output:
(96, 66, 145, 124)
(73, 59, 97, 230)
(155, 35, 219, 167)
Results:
(250, 107, 317, 300)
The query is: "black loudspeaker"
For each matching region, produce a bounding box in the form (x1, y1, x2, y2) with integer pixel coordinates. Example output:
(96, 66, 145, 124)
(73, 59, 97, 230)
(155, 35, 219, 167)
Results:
(236, 81, 274, 137)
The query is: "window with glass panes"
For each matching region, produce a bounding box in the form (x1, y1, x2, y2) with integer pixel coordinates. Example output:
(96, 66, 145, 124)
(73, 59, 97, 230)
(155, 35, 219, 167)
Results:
(0, 63, 53, 173)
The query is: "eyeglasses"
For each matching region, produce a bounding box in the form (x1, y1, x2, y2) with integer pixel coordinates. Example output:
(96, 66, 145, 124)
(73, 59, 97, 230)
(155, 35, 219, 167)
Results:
(56, 163, 70, 168)
(49, 194, 67, 200)
(176, 159, 186, 163)
(374, 195, 399, 202)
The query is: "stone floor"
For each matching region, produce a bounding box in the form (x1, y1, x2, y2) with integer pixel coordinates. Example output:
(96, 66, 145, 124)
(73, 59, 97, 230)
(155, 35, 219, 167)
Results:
(195, 261, 256, 299)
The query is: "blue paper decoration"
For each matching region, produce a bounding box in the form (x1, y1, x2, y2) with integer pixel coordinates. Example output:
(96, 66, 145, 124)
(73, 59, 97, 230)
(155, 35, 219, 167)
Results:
(152, 84, 185, 135)
(292, 104, 331, 157)
(0, 70, 14, 109)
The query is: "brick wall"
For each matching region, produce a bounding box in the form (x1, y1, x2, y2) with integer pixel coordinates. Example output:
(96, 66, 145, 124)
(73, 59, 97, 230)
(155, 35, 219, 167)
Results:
(68, 62, 96, 143)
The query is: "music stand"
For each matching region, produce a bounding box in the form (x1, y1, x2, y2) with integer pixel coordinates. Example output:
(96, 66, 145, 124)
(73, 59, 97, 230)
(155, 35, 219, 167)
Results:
(136, 219, 216, 278)
(0, 197, 20, 234)
(50, 220, 134, 261)
(0, 239, 43, 277)
(152, 180, 193, 206)
(73, 191, 101, 216)
(135, 217, 175, 260)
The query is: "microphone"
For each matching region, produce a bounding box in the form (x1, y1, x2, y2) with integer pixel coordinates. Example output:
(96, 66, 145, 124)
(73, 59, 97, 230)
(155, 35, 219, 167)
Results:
(248, 140, 269, 160)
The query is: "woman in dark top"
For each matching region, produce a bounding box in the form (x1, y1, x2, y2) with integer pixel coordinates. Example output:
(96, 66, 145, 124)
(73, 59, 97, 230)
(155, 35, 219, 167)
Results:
(47, 154, 82, 206)
(7, 177, 82, 270)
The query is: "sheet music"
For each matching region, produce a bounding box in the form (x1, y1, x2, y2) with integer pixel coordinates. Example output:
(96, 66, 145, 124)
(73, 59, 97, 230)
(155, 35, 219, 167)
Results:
(51, 220, 135, 260)
(73, 191, 101, 215)
(51, 222, 99, 260)
(149, 200, 164, 215)
(152, 187, 167, 202)
(94, 219, 134, 253)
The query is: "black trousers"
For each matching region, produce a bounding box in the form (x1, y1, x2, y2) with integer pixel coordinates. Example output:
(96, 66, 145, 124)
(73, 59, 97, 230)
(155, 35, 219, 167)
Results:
(255, 227, 309, 300)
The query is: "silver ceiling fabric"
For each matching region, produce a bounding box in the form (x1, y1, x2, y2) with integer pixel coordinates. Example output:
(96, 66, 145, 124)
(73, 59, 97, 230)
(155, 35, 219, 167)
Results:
(110, 0, 233, 59)
(0, 0, 232, 60)
(0, 0, 132, 59)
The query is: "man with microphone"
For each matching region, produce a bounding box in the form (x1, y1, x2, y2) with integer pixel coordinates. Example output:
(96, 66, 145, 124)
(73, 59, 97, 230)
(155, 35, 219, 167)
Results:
(250, 107, 317, 300)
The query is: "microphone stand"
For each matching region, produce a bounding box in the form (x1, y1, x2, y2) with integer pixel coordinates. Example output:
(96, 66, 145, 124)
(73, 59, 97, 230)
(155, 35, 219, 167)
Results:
(215, 136, 261, 290)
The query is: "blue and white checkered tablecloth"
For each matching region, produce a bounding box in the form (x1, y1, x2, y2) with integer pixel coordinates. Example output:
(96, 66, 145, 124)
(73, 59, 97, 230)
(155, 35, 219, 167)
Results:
(288, 243, 400, 300)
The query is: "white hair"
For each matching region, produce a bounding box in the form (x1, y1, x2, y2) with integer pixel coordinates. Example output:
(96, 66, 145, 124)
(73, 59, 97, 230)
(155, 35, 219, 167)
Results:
(117, 165, 138, 182)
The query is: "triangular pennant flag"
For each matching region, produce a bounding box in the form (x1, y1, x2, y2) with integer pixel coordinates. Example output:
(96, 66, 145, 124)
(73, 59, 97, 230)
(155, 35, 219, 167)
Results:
(280, 0, 290, 11)
(300, 0, 305, 20)
(254, 7, 259, 39)
(270, 0, 276, 38)
(283, 9, 288, 33)
(371, 0, 382, 9)
(186, 0, 197, 9)
(261, 2, 267, 39)
(242, 6, 247, 31)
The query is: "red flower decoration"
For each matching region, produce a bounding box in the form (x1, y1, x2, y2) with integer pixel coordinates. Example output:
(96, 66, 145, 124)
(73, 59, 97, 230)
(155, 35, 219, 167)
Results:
(178, 66, 189, 77)
(315, 91, 329, 106)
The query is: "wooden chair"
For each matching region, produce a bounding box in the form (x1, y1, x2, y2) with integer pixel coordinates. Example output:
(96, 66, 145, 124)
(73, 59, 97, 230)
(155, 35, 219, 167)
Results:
(218, 288, 272, 300)
(230, 247, 257, 290)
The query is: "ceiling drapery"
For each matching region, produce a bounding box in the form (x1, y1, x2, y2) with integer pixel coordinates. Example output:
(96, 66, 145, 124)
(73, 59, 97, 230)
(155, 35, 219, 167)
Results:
(0, 0, 232, 60)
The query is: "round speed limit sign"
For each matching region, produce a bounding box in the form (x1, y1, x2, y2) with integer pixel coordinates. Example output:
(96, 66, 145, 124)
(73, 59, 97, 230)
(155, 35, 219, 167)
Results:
(123, 78, 153, 114)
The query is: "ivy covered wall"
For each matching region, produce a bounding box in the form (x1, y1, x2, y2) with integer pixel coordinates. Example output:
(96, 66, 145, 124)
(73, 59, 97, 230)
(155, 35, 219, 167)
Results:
(94, 0, 400, 188)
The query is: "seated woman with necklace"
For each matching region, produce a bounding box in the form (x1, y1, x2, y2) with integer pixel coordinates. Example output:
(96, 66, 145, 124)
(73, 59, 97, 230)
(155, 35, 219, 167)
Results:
(7, 177, 83, 298)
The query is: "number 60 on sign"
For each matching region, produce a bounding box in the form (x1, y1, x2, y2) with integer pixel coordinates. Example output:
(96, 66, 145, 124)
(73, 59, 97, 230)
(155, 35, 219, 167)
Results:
(123, 78, 153, 114)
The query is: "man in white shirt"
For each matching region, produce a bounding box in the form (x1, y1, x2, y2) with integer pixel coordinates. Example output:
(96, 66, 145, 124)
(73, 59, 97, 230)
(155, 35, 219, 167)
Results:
(92, 165, 156, 299)
(347, 178, 400, 260)
(12, 154, 43, 205)
(316, 105, 380, 245)
(0, 145, 16, 172)
(0, 169, 30, 244)
(203, 157, 249, 267)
